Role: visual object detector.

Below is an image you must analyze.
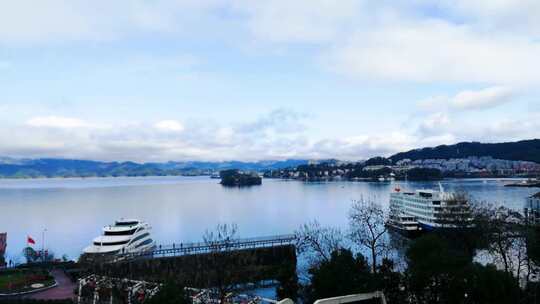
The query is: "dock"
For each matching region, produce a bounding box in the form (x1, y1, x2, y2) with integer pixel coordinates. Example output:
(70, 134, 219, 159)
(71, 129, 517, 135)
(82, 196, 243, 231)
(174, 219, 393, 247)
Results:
(113, 234, 296, 261)
(82, 234, 298, 289)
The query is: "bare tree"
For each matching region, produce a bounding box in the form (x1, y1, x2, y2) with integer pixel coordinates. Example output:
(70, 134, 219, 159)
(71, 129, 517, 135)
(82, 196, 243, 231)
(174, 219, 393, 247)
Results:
(474, 204, 536, 284)
(295, 220, 345, 266)
(202, 223, 240, 303)
(203, 223, 239, 251)
(348, 199, 388, 273)
(485, 207, 523, 274)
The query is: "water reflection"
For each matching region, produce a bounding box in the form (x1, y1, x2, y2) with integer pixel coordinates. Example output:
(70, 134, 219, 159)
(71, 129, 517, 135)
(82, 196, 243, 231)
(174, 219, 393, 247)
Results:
(0, 177, 535, 261)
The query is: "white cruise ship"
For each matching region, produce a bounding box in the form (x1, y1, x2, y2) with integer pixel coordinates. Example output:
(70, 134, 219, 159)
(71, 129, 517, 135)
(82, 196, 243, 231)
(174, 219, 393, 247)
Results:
(388, 184, 472, 234)
(83, 219, 155, 255)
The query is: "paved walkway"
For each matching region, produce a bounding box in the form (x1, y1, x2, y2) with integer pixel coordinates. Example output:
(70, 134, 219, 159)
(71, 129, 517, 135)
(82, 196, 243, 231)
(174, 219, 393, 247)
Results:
(23, 269, 76, 300)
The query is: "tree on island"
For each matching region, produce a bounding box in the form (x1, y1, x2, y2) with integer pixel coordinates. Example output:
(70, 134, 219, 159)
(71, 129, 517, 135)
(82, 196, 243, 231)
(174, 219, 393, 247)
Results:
(219, 169, 262, 187)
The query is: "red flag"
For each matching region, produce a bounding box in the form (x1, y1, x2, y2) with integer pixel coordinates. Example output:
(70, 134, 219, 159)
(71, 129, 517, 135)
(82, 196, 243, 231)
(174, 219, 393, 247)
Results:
(27, 236, 35, 245)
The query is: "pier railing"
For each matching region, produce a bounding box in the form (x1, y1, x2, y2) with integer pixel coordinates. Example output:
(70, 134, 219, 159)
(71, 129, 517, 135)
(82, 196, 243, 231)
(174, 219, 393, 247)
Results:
(108, 234, 296, 262)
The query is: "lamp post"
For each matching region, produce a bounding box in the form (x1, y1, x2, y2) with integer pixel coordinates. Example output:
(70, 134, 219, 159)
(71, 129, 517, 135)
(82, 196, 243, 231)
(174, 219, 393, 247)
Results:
(42, 228, 47, 262)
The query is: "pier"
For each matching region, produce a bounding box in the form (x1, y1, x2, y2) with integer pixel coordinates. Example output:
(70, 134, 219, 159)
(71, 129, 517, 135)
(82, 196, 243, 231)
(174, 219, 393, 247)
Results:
(81, 235, 298, 290)
(118, 234, 296, 261)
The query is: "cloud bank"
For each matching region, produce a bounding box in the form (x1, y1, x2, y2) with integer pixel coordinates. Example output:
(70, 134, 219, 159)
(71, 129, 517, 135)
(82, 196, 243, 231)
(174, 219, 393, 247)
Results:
(0, 1, 538, 161)
(0, 107, 534, 162)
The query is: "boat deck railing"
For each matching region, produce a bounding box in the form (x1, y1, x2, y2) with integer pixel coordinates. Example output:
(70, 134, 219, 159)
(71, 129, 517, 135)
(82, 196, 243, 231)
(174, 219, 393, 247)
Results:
(108, 234, 296, 262)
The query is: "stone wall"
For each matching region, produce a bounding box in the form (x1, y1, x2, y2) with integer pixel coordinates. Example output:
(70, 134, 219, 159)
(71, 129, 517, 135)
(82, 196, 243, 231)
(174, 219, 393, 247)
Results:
(85, 245, 296, 288)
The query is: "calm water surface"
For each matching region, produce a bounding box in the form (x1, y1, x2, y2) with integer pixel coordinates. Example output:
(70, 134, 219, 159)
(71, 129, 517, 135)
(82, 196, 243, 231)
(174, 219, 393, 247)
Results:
(0, 176, 536, 261)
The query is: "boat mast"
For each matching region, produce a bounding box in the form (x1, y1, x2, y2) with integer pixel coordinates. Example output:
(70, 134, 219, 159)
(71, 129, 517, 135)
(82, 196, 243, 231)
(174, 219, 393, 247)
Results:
(438, 182, 445, 194)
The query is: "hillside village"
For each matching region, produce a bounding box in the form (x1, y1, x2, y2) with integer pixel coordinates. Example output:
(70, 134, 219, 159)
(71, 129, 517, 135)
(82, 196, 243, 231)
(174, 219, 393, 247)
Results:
(264, 156, 540, 181)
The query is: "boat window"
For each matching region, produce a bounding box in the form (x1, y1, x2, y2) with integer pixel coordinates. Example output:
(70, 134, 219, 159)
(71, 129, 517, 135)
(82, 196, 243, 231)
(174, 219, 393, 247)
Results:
(116, 221, 139, 226)
(130, 233, 150, 244)
(432, 201, 441, 205)
(93, 240, 129, 246)
(419, 192, 432, 198)
(135, 239, 153, 248)
(104, 228, 137, 236)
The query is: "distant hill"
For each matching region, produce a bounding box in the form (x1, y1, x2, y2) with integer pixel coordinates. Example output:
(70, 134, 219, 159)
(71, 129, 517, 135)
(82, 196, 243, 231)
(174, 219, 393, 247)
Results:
(3, 139, 539, 178)
(390, 139, 540, 164)
(0, 158, 309, 178)
(153, 159, 308, 171)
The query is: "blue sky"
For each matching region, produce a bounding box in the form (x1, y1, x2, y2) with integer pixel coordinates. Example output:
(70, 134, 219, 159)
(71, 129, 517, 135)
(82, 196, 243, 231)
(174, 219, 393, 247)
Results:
(0, 0, 539, 162)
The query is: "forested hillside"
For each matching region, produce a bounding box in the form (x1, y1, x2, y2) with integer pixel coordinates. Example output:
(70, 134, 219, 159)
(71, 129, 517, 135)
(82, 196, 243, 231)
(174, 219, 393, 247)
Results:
(390, 139, 540, 163)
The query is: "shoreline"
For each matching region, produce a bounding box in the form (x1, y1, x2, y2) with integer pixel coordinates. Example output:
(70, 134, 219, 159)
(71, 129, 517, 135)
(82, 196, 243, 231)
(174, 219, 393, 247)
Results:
(0, 175, 531, 182)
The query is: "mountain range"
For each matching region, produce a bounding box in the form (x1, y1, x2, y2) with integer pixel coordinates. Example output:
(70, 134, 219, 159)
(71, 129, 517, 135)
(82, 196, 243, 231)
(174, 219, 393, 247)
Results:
(0, 139, 539, 178)
(0, 158, 309, 178)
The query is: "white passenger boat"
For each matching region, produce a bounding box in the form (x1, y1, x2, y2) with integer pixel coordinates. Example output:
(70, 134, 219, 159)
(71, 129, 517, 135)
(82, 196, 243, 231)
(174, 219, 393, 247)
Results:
(387, 184, 472, 235)
(83, 219, 155, 255)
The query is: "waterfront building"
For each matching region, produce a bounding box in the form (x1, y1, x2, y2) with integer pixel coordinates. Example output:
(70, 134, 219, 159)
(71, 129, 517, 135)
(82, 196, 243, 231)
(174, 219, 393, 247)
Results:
(525, 192, 540, 224)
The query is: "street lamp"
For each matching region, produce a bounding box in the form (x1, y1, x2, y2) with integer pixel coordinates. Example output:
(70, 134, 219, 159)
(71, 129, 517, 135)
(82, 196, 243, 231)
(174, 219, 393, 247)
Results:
(42, 228, 47, 262)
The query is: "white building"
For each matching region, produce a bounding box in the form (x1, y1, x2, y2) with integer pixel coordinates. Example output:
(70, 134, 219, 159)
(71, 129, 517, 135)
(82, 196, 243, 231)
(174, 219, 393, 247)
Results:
(525, 192, 540, 224)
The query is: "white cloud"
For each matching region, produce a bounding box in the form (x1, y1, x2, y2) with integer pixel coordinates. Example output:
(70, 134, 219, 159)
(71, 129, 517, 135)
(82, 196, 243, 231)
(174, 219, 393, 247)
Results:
(0, 0, 225, 45)
(2, 0, 539, 89)
(416, 112, 451, 137)
(4, 109, 540, 162)
(154, 120, 185, 132)
(418, 86, 514, 112)
(433, 0, 540, 36)
(450, 86, 513, 110)
(231, 0, 362, 44)
(325, 18, 540, 86)
(1, 2, 539, 162)
(235, 109, 307, 135)
(26, 116, 100, 129)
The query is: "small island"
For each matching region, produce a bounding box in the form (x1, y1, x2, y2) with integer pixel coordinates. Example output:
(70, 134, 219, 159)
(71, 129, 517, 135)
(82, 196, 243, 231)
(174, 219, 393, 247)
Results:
(219, 169, 262, 187)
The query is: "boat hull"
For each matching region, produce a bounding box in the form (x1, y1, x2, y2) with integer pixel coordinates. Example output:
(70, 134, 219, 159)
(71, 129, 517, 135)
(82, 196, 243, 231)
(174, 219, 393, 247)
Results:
(386, 223, 423, 238)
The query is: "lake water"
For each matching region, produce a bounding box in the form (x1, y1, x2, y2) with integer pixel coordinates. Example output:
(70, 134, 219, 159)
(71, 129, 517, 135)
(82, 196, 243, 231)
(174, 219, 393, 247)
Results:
(0, 176, 537, 262)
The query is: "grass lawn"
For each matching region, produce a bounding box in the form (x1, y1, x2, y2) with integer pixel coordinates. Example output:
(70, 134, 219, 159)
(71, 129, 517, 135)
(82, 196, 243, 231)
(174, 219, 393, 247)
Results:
(0, 269, 55, 294)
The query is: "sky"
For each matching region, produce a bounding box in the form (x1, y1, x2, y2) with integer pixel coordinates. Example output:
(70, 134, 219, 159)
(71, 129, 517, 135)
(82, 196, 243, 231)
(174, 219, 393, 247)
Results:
(0, 0, 539, 162)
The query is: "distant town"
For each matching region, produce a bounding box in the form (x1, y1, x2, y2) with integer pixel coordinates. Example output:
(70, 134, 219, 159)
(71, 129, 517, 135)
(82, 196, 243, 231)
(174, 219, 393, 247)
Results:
(264, 156, 540, 182)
